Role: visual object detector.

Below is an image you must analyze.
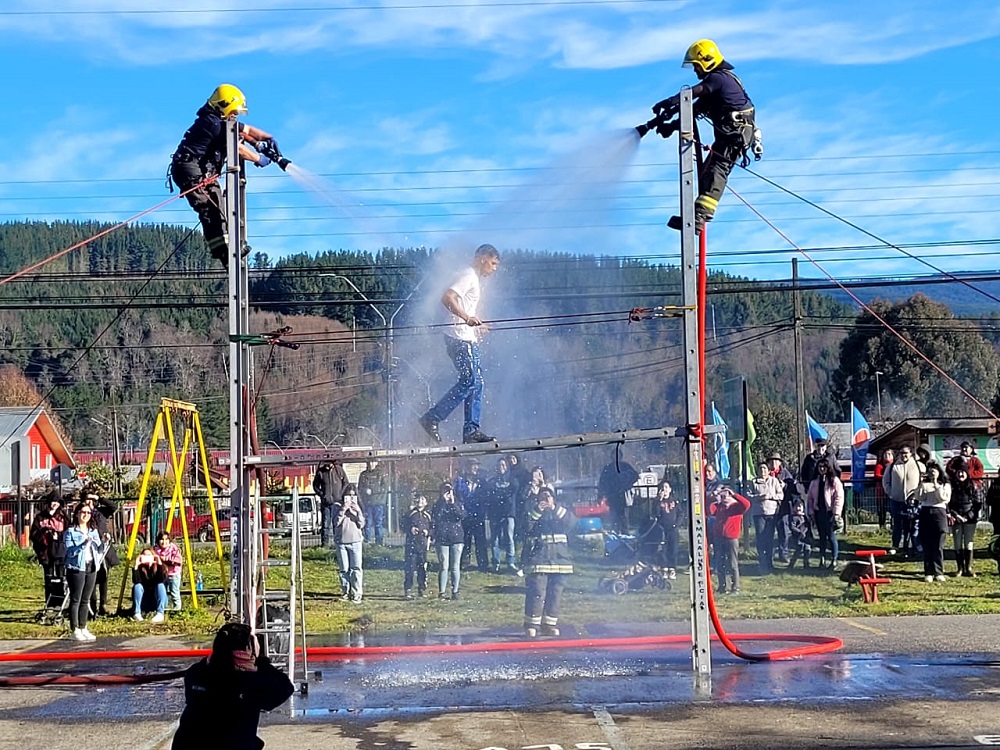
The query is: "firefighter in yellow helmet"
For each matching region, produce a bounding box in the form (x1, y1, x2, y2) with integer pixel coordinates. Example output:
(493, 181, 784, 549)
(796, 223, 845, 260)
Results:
(169, 84, 285, 267)
(645, 40, 760, 234)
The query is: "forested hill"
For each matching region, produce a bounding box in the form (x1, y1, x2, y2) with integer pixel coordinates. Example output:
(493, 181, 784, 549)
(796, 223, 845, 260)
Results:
(1, 220, 858, 454)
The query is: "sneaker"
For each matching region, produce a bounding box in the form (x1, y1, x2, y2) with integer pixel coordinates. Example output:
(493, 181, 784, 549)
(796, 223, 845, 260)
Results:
(925, 575, 934, 583)
(404, 591, 414, 600)
(82, 628, 97, 641)
(935, 574, 947, 582)
(418, 416, 441, 443)
(151, 612, 165, 624)
(463, 430, 495, 444)
(510, 565, 524, 578)
(668, 568, 677, 580)
(439, 592, 449, 600)
(133, 613, 144, 622)
(451, 590, 460, 600)
(71, 629, 87, 642)
(730, 588, 741, 596)
(351, 596, 363, 604)
(492, 564, 501, 574)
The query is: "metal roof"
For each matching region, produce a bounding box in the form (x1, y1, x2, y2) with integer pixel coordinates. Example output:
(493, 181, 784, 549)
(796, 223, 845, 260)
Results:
(0, 406, 75, 467)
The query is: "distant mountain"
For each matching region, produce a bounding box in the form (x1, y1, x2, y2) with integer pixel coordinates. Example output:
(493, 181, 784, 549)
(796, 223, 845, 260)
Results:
(828, 272, 1000, 317)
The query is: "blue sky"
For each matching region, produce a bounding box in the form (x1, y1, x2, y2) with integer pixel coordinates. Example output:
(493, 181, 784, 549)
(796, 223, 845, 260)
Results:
(1, 0, 998, 283)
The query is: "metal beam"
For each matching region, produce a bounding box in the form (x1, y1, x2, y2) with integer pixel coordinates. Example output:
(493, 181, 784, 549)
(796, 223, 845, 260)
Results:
(678, 88, 712, 683)
(226, 120, 253, 624)
(221, 426, 712, 468)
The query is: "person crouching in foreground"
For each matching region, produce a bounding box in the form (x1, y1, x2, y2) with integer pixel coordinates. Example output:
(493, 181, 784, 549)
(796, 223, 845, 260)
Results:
(172, 622, 294, 750)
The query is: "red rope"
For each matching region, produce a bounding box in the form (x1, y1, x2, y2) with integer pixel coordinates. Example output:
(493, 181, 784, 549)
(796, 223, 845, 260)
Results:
(0, 174, 218, 287)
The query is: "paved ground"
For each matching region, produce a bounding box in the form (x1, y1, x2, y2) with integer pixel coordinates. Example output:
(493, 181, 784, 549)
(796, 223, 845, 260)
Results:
(2, 615, 1000, 749)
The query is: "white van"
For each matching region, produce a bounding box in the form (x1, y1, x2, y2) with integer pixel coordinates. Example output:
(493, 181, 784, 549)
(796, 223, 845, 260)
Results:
(272, 494, 319, 536)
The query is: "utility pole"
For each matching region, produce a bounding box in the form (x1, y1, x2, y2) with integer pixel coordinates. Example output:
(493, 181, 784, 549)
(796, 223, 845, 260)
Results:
(111, 407, 122, 496)
(792, 259, 806, 468)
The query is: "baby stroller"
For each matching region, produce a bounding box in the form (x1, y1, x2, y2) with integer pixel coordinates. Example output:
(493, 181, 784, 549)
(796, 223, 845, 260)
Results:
(33, 530, 68, 626)
(599, 530, 672, 595)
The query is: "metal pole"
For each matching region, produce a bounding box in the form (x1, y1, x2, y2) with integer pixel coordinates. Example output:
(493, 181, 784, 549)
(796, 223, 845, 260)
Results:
(792, 258, 807, 468)
(875, 371, 884, 423)
(226, 119, 253, 624)
(111, 408, 122, 496)
(678, 88, 711, 683)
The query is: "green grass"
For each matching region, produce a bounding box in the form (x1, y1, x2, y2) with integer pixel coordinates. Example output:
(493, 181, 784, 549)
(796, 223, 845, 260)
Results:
(3, 530, 1000, 640)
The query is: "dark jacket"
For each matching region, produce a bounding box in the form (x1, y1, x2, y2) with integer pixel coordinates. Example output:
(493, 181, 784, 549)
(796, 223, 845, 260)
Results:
(133, 560, 167, 587)
(173, 105, 245, 173)
(90, 500, 120, 568)
(431, 498, 466, 546)
(357, 466, 388, 509)
(313, 462, 348, 508)
(405, 507, 432, 554)
(29, 510, 66, 564)
(949, 478, 984, 524)
(483, 472, 519, 521)
(172, 657, 294, 750)
(521, 503, 575, 574)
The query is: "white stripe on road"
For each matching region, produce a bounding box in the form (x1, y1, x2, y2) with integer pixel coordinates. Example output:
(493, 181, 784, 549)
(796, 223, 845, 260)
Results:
(138, 720, 179, 750)
(839, 618, 887, 636)
(593, 705, 631, 750)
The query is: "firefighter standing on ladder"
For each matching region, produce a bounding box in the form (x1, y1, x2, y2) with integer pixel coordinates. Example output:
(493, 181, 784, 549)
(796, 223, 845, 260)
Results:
(168, 84, 286, 266)
(641, 39, 762, 235)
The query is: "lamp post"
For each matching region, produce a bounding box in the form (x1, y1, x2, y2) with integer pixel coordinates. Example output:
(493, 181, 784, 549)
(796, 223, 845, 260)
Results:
(356, 425, 382, 448)
(875, 370, 884, 423)
(305, 433, 329, 450)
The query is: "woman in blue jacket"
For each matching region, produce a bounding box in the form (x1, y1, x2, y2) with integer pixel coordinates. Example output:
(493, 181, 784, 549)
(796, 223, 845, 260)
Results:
(64, 503, 108, 641)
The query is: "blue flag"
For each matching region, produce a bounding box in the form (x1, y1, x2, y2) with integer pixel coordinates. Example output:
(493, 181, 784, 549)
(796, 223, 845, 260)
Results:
(851, 404, 872, 494)
(806, 412, 828, 451)
(711, 402, 731, 479)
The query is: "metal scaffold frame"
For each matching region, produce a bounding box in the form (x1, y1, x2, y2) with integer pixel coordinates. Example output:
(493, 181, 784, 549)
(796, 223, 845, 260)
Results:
(224, 93, 712, 678)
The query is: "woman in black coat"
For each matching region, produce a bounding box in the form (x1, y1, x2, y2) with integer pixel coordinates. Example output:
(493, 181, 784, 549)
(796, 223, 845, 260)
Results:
(431, 482, 466, 600)
(948, 461, 984, 577)
(172, 622, 294, 750)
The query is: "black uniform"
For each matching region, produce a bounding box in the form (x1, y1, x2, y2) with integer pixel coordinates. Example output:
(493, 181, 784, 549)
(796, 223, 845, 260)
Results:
(521, 502, 575, 636)
(172, 656, 294, 750)
(170, 106, 245, 265)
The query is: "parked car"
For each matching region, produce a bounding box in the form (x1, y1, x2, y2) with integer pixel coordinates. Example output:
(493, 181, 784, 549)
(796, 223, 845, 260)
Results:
(272, 495, 318, 536)
(194, 505, 273, 543)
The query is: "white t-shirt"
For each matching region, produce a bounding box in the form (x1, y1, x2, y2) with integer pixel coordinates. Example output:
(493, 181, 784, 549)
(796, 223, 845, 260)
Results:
(445, 266, 481, 342)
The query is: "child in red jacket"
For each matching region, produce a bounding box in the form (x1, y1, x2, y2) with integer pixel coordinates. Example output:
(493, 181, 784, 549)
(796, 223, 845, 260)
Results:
(709, 486, 751, 594)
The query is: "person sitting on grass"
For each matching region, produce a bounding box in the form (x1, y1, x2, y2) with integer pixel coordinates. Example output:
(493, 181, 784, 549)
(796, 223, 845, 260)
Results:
(132, 546, 168, 623)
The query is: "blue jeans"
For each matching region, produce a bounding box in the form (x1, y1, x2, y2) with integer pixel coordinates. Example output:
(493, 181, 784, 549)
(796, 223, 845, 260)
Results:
(165, 572, 182, 610)
(491, 516, 516, 567)
(321, 505, 336, 548)
(133, 582, 167, 615)
(364, 504, 386, 545)
(424, 337, 482, 436)
(436, 542, 464, 595)
(336, 541, 364, 601)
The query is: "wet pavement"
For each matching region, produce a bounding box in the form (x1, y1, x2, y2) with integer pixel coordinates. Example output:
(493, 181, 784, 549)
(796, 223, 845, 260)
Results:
(2, 616, 1000, 749)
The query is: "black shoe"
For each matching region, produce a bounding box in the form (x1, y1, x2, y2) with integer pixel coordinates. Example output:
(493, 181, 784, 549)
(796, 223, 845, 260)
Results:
(667, 215, 683, 231)
(463, 430, 495, 444)
(451, 590, 460, 600)
(404, 591, 413, 600)
(419, 416, 441, 443)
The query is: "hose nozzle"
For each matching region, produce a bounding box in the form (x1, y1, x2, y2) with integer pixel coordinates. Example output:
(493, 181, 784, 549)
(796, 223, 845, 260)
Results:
(276, 157, 291, 171)
(635, 115, 679, 140)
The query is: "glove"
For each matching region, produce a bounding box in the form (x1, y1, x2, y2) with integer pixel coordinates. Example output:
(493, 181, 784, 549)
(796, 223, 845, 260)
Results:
(255, 155, 271, 168)
(652, 95, 679, 118)
(655, 119, 679, 139)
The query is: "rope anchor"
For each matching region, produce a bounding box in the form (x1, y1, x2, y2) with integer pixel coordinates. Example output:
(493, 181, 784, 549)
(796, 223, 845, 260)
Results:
(628, 305, 691, 322)
(229, 326, 300, 350)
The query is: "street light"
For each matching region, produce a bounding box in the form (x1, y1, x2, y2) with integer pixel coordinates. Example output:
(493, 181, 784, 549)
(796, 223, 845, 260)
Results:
(874, 371, 884, 423)
(265, 440, 284, 453)
(356, 425, 382, 448)
(305, 433, 329, 450)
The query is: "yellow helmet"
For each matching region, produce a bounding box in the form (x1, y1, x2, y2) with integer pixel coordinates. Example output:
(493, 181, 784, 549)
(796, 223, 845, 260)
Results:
(206, 84, 248, 119)
(683, 39, 723, 74)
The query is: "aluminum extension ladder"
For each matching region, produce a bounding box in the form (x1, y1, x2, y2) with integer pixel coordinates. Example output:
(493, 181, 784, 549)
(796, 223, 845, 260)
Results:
(253, 486, 310, 694)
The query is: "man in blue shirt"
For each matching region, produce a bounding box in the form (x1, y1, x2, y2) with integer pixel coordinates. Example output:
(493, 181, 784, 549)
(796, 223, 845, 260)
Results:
(646, 40, 759, 235)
